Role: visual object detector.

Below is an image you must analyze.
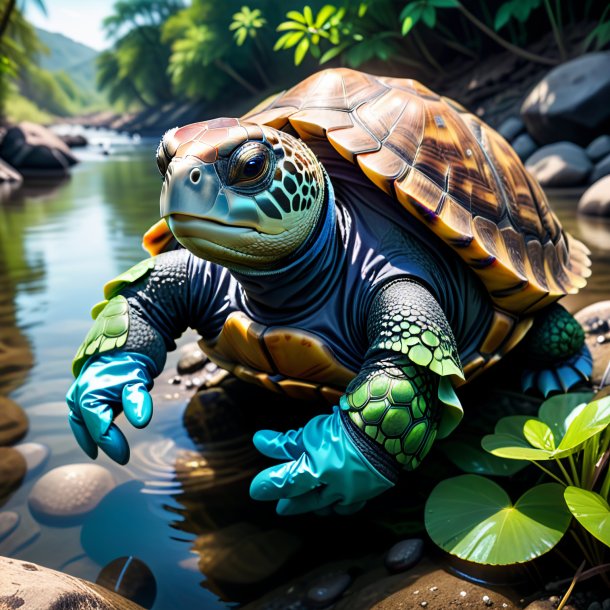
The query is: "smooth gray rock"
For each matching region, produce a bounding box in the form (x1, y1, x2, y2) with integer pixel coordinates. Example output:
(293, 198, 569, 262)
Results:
(384, 538, 424, 573)
(97, 556, 157, 609)
(306, 572, 352, 607)
(578, 175, 610, 217)
(526, 142, 592, 187)
(521, 52, 610, 145)
(14, 442, 50, 474)
(0, 122, 77, 175)
(498, 116, 525, 141)
(0, 512, 19, 542)
(590, 153, 610, 183)
(586, 135, 610, 161)
(176, 342, 207, 375)
(575, 300, 610, 386)
(511, 133, 537, 162)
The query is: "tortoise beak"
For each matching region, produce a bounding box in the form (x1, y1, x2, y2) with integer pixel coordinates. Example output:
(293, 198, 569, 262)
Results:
(160, 157, 229, 221)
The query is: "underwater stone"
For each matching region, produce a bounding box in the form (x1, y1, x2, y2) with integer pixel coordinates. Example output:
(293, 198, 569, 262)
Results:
(28, 464, 115, 520)
(14, 442, 50, 474)
(306, 572, 352, 607)
(384, 538, 424, 573)
(0, 396, 29, 446)
(0, 447, 26, 504)
(0, 511, 19, 542)
(512, 133, 537, 162)
(586, 135, 610, 162)
(97, 556, 157, 609)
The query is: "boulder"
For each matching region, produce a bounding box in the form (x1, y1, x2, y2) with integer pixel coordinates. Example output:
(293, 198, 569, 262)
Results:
(578, 175, 610, 217)
(590, 153, 610, 183)
(525, 142, 592, 187)
(0, 122, 77, 175)
(511, 133, 537, 162)
(0, 158, 22, 184)
(0, 556, 146, 610)
(586, 135, 610, 162)
(521, 52, 610, 145)
(497, 116, 525, 142)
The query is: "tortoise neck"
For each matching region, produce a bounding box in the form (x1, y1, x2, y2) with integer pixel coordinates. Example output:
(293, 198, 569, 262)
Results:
(230, 181, 343, 315)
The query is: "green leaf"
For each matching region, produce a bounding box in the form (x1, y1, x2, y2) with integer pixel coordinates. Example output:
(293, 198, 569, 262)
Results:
(303, 5, 314, 26)
(274, 31, 304, 50)
(523, 420, 555, 450)
(422, 6, 437, 27)
(315, 5, 337, 28)
(494, 3, 514, 30)
(235, 28, 247, 46)
(402, 16, 415, 35)
(539, 392, 593, 442)
(320, 41, 349, 63)
(430, 0, 460, 6)
(358, 3, 368, 17)
(441, 440, 528, 476)
(286, 10, 307, 24)
(425, 476, 571, 565)
(277, 21, 307, 32)
(558, 396, 610, 452)
(294, 37, 310, 65)
(564, 487, 610, 547)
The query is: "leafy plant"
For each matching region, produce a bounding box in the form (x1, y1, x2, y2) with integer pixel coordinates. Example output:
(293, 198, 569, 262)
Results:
(426, 390, 610, 591)
(400, 0, 459, 36)
(230, 6, 266, 46)
(583, 5, 610, 52)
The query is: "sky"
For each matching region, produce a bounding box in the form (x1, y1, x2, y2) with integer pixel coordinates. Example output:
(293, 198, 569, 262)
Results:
(25, 0, 116, 51)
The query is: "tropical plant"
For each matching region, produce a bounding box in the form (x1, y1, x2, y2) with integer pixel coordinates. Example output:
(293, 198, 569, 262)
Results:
(426, 390, 610, 603)
(230, 5, 266, 46)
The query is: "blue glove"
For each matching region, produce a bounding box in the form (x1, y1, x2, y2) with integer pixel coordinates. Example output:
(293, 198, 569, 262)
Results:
(250, 407, 394, 515)
(66, 352, 156, 465)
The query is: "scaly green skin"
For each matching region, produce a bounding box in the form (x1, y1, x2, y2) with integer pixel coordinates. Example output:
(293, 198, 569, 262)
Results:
(522, 303, 585, 366)
(72, 258, 156, 376)
(341, 356, 440, 469)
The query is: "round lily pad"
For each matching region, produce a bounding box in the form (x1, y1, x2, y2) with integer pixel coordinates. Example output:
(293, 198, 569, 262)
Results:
(440, 440, 527, 476)
(564, 486, 610, 547)
(425, 475, 571, 565)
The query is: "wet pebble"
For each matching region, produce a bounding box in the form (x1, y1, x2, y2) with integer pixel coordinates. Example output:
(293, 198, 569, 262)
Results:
(0, 447, 26, 502)
(177, 343, 208, 375)
(306, 572, 351, 608)
(97, 556, 157, 609)
(384, 538, 424, 573)
(575, 301, 610, 385)
(0, 395, 28, 446)
(29, 463, 115, 520)
(0, 511, 20, 541)
(14, 442, 50, 473)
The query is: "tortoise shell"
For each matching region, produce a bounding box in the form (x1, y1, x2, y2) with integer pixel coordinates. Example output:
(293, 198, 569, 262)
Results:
(242, 68, 591, 316)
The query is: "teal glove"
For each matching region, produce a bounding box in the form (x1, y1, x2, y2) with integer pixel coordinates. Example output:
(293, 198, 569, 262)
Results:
(250, 407, 394, 515)
(66, 352, 156, 465)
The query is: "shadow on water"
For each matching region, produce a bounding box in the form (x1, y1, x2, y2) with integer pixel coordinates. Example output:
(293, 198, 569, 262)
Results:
(0, 140, 609, 608)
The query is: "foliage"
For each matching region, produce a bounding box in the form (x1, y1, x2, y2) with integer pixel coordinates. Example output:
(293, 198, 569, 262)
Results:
(230, 6, 266, 46)
(426, 391, 610, 575)
(400, 0, 459, 36)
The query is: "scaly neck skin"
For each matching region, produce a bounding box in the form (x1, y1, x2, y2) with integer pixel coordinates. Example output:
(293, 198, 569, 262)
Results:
(230, 183, 345, 320)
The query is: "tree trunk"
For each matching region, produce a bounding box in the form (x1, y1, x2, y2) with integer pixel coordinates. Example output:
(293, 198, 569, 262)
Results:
(0, 0, 17, 40)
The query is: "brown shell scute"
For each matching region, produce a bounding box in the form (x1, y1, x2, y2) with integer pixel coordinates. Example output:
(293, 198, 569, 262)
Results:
(243, 68, 591, 315)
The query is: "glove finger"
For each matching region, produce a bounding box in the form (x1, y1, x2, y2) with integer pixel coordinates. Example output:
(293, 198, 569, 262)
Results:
(250, 453, 319, 501)
(122, 383, 153, 429)
(68, 412, 98, 459)
(276, 490, 334, 515)
(252, 428, 305, 461)
(334, 501, 366, 515)
(80, 399, 115, 441)
(66, 380, 79, 413)
(97, 423, 130, 465)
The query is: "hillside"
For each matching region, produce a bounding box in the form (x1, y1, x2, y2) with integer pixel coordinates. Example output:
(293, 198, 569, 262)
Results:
(35, 27, 103, 105)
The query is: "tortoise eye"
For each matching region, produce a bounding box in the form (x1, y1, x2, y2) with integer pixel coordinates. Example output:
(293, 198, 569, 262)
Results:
(227, 142, 272, 188)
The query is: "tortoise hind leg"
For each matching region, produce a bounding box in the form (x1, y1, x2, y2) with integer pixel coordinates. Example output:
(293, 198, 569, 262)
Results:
(520, 303, 592, 396)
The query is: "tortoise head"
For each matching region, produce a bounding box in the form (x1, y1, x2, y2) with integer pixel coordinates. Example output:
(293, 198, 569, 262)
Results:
(156, 117, 326, 271)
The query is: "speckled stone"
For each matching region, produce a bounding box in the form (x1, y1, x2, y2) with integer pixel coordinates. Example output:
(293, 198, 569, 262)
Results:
(575, 301, 610, 386)
(97, 556, 157, 609)
(0, 447, 26, 503)
(306, 572, 352, 608)
(384, 538, 424, 573)
(14, 442, 50, 473)
(177, 343, 208, 375)
(0, 511, 19, 541)
(28, 464, 115, 520)
(0, 396, 28, 446)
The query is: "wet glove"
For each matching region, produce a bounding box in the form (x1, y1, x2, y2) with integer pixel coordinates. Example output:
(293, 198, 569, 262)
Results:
(66, 352, 156, 464)
(250, 406, 394, 515)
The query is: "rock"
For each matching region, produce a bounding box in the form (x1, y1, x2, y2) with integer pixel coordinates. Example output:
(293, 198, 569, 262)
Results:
(0, 396, 28, 445)
(603, 362, 610, 388)
(578, 175, 610, 217)
(306, 572, 352, 608)
(177, 343, 208, 375)
(58, 134, 88, 148)
(0, 447, 26, 504)
(525, 142, 592, 187)
(524, 601, 576, 610)
(586, 135, 610, 162)
(384, 538, 424, 573)
(575, 301, 610, 386)
(590, 153, 610, 183)
(29, 464, 115, 522)
(498, 116, 525, 141)
(0, 556, 146, 609)
(0, 122, 77, 175)
(13, 442, 50, 474)
(0, 511, 19, 542)
(97, 556, 157, 609)
(0, 158, 22, 184)
(521, 52, 610, 145)
(511, 133, 537, 162)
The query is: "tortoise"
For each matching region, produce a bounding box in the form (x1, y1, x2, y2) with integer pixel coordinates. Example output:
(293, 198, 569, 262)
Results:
(67, 68, 592, 515)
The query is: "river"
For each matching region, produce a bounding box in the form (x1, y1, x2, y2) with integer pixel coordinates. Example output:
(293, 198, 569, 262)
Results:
(0, 134, 609, 608)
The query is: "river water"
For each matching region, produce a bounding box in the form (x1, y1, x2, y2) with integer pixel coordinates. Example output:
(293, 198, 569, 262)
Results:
(0, 137, 609, 608)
